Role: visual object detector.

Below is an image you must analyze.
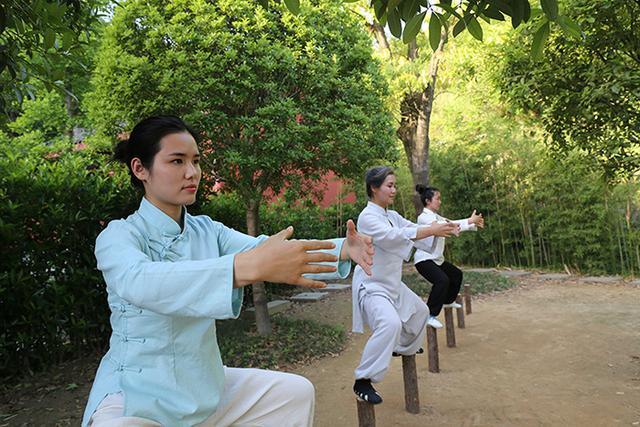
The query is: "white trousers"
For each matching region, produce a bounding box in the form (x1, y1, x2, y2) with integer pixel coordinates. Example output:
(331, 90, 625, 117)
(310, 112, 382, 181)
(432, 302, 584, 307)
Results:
(354, 290, 429, 383)
(88, 367, 315, 427)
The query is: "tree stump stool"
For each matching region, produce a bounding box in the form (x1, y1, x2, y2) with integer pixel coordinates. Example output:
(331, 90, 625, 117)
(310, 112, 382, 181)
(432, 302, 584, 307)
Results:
(356, 398, 376, 427)
(426, 324, 439, 373)
(456, 295, 465, 328)
(402, 355, 420, 414)
(444, 307, 456, 348)
(464, 283, 472, 315)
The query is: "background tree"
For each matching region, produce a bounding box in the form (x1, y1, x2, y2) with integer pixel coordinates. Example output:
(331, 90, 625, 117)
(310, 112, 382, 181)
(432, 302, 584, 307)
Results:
(348, 0, 580, 216)
(365, 13, 449, 215)
(388, 24, 640, 276)
(497, 0, 640, 180)
(0, 0, 106, 119)
(271, 0, 576, 53)
(88, 0, 395, 335)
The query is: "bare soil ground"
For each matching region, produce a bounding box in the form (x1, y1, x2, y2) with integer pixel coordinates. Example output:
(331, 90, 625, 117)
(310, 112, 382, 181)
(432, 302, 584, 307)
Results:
(2, 274, 639, 426)
(293, 276, 640, 427)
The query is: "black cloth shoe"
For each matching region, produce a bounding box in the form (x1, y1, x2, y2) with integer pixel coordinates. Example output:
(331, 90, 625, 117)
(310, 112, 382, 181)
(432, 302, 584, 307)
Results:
(353, 379, 383, 404)
(392, 347, 424, 357)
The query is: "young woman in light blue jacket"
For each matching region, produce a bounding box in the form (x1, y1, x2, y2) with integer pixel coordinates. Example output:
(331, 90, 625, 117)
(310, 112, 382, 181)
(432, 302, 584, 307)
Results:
(82, 116, 374, 427)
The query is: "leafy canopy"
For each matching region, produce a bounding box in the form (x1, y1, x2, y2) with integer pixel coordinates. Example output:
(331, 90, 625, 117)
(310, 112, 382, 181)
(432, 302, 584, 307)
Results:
(496, 0, 640, 179)
(89, 0, 395, 204)
(0, 0, 106, 115)
(262, 0, 578, 57)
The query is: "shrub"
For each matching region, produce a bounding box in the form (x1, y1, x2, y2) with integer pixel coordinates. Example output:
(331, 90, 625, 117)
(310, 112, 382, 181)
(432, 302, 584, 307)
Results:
(0, 132, 138, 376)
(217, 315, 346, 369)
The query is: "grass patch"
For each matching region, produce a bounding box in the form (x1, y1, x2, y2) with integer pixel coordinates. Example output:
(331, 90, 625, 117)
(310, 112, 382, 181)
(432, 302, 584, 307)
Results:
(217, 315, 345, 369)
(403, 269, 518, 298)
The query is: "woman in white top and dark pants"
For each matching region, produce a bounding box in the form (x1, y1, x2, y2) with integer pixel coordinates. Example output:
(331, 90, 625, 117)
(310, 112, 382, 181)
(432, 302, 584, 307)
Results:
(414, 185, 484, 328)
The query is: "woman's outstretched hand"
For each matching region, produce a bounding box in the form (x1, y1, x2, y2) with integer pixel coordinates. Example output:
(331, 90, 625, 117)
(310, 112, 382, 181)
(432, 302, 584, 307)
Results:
(432, 221, 460, 237)
(469, 209, 484, 228)
(234, 226, 338, 289)
(342, 219, 374, 276)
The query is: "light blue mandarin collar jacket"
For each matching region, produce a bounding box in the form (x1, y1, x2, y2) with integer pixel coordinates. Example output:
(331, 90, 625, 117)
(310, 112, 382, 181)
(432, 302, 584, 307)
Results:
(82, 198, 351, 426)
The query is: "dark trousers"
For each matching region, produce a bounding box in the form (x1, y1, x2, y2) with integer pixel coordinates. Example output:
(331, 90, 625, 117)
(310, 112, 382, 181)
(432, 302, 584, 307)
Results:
(414, 260, 463, 317)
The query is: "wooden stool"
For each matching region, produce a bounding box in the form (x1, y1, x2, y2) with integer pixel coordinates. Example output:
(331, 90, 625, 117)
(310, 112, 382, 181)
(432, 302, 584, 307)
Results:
(402, 355, 420, 414)
(456, 295, 465, 328)
(356, 398, 376, 427)
(426, 324, 439, 373)
(464, 283, 472, 314)
(444, 307, 456, 348)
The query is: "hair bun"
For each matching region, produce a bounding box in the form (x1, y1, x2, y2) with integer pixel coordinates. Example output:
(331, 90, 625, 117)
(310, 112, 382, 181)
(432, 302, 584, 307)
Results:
(113, 140, 130, 163)
(415, 184, 426, 193)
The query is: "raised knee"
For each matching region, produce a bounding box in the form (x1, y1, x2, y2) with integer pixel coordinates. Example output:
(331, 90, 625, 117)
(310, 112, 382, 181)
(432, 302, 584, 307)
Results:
(380, 316, 402, 336)
(438, 277, 450, 288)
(418, 301, 429, 317)
(286, 374, 315, 402)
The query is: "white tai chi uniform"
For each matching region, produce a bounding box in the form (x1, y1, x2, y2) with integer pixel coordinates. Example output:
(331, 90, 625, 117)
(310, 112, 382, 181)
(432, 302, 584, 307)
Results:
(413, 207, 477, 266)
(89, 367, 315, 427)
(352, 202, 435, 383)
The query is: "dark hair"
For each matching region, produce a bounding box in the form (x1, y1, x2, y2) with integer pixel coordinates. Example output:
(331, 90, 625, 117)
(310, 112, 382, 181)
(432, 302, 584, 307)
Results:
(114, 115, 198, 189)
(365, 166, 394, 198)
(415, 184, 439, 207)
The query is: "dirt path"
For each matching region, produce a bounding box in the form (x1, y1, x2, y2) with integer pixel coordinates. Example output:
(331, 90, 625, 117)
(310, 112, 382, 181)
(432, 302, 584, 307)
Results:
(291, 277, 640, 426)
(2, 275, 639, 426)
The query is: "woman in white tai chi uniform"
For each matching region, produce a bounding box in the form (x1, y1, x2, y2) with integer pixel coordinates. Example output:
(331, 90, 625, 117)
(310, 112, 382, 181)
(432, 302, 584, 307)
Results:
(82, 116, 375, 427)
(413, 185, 484, 328)
(351, 166, 458, 404)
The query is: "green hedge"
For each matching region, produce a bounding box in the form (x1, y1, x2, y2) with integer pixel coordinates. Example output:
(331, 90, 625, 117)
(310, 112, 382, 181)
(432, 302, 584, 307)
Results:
(200, 192, 362, 240)
(0, 132, 139, 377)
(218, 316, 345, 369)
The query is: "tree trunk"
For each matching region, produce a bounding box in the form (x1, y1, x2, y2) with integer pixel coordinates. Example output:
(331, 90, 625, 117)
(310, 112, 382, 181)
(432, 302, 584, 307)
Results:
(246, 199, 272, 335)
(64, 78, 78, 139)
(397, 90, 430, 217)
(397, 28, 448, 218)
(368, 21, 392, 58)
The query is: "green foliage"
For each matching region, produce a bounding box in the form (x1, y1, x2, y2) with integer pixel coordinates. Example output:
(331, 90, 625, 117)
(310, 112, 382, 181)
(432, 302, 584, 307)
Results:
(7, 90, 70, 139)
(88, 0, 395, 220)
(0, 0, 106, 115)
(199, 192, 362, 240)
(266, 0, 568, 50)
(497, 0, 640, 179)
(410, 24, 640, 275)
(0, 132, 138, 377)
(217, 315, 345, 369)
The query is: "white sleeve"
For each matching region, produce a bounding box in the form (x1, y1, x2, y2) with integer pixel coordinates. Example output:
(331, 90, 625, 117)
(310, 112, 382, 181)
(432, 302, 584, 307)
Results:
(390, 210, 438, 253)
(357, 211, 416, 260)
(452, 218, 477, 232)
(415, 212, 438, 253)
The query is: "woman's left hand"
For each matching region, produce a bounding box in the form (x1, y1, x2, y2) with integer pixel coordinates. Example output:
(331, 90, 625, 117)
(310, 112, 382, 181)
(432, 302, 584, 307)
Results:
(342, 219, 374, 276)
(470, 209, 484, 228)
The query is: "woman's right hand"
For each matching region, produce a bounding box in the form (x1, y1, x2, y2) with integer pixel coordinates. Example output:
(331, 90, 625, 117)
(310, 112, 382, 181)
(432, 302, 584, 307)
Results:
(233, 226, 338, 289)
(469, 209, 485, 228)
(431, 221, 460, 237)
